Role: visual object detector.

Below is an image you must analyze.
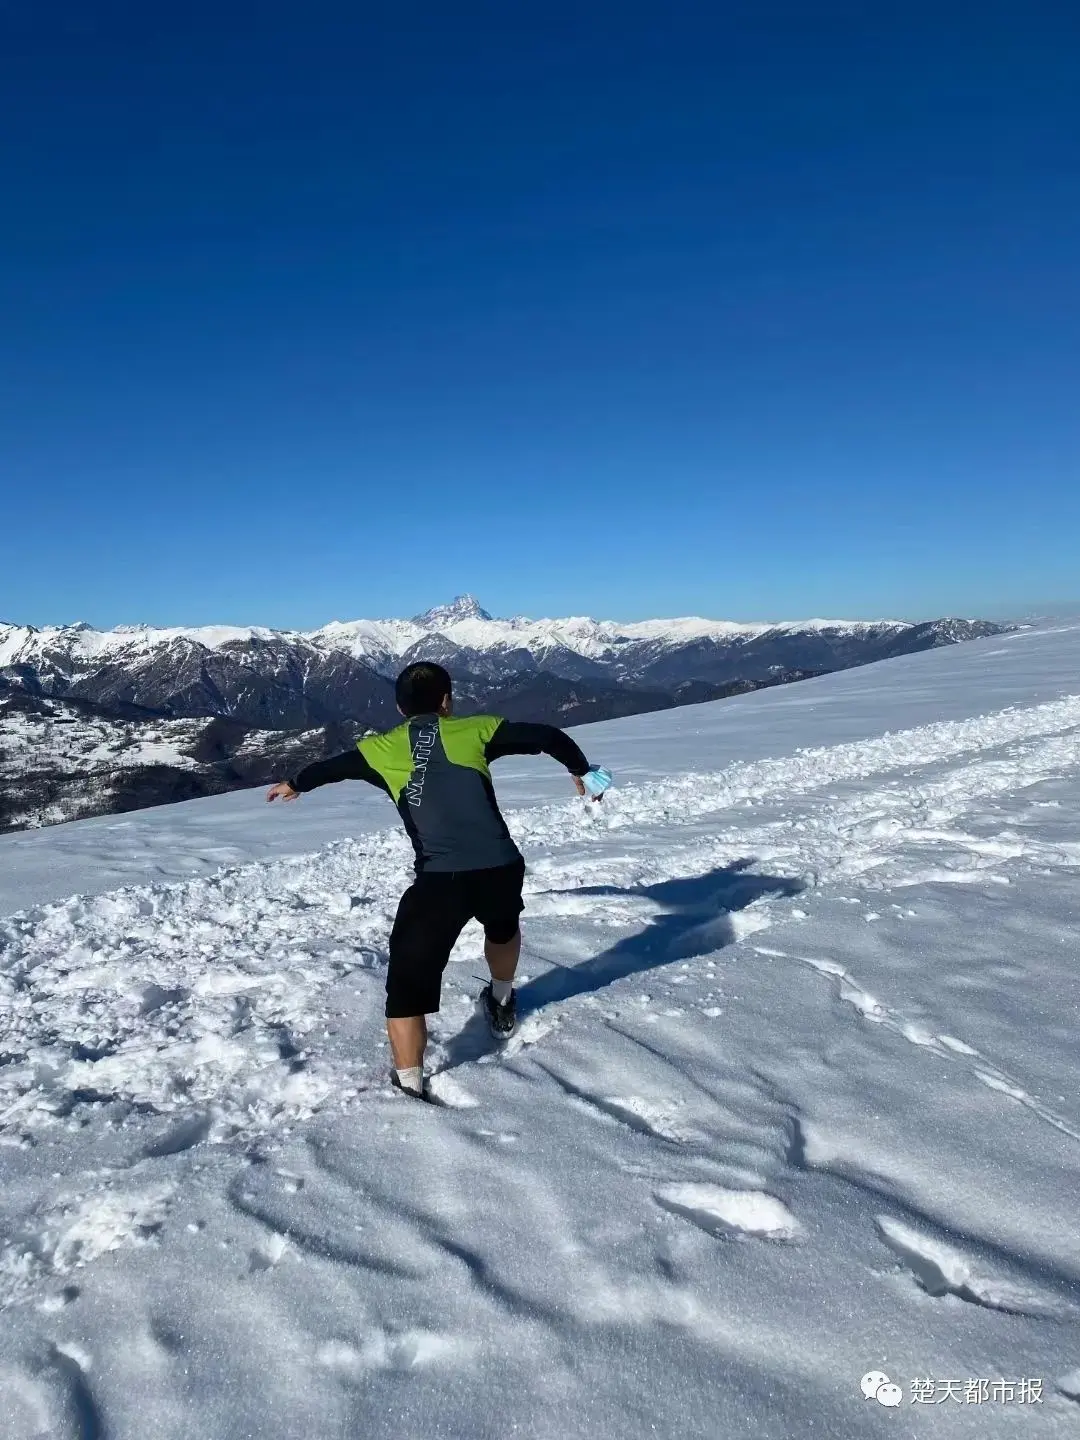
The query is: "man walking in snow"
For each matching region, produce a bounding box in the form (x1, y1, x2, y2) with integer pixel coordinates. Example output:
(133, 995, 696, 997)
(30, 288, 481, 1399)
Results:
(266, 662, 611, 1102)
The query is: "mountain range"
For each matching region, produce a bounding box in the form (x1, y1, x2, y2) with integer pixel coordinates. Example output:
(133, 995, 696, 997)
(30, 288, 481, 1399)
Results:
(0, 597, 1009, 831)
(0, 595, 1005, 728)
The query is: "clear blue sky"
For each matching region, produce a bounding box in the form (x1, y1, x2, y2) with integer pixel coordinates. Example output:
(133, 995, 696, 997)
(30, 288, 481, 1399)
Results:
(2, 2, 1076, 629)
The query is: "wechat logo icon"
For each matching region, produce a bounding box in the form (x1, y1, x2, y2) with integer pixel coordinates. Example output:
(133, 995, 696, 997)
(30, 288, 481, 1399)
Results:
(861, 1371, 903, 1407)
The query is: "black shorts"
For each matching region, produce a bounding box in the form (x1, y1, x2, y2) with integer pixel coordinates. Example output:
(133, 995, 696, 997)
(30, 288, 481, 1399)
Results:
(385, 858, 526, 1018)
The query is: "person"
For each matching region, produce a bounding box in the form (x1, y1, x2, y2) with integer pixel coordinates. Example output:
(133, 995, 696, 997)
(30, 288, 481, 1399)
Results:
(266, 661, 611, 1102)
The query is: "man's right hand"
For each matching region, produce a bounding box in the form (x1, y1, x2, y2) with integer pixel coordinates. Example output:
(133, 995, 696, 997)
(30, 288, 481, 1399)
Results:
(266, 781, 300, 803)
(573, 773, 605, 803)
(576, 766, 612, 801)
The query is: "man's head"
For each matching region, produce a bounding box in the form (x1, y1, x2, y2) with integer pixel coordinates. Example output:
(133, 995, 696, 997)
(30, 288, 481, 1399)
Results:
(395, 661, 453, 718)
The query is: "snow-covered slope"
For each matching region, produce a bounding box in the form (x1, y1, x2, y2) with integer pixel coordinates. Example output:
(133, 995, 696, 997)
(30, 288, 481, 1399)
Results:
(1, 621, 1077, 1437)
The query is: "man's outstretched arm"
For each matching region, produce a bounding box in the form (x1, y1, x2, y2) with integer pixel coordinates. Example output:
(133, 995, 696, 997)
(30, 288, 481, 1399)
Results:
(266, 748, 388, 802)
(483, 720, 613, 801)
(483, 720, 589, 772)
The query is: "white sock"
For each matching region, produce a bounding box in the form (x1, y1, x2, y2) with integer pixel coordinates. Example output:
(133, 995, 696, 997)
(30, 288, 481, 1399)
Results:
(491, 979, 514, 1005)
(395, 1066, 423, 1094)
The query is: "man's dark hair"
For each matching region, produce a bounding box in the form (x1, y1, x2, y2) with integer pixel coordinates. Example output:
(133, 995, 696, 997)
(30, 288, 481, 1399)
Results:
(395, 661, 453, 717)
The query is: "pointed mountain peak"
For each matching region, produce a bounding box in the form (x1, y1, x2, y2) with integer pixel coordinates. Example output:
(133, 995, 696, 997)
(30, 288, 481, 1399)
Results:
(412, 594, 493, 626)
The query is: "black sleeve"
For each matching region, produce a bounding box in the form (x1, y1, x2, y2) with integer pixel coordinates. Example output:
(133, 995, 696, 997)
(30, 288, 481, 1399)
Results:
(484, 720, 591, 776)
(289, 748, 389, 794)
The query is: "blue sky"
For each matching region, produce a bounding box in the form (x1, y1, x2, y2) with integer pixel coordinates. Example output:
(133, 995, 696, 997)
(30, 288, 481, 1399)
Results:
(2, 2, 1076, 628)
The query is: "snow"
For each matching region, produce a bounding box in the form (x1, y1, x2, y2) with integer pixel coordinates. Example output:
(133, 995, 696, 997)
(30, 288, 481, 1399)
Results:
(1, 621, 1079, 1436)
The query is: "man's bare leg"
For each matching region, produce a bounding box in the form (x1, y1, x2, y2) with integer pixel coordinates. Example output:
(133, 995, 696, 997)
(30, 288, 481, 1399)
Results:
(485, 929, 521, 984)
(386, 1015, 427, 1072)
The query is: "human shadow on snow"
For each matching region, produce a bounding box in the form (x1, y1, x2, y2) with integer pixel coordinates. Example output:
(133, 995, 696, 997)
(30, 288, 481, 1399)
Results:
(440, 859, 804, 1071)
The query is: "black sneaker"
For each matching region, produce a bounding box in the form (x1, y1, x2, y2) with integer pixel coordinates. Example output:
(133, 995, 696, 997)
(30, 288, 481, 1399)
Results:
(390, 1071, 437, 1104)
(481, 982, 517, 1039)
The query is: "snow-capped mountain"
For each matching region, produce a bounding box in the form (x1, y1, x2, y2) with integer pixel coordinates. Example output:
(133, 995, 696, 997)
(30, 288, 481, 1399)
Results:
(411, 594, 495, 625)
(0, 598, 1007, 729)
(0, 625, 398, 731)
(306, 593, 971, 682)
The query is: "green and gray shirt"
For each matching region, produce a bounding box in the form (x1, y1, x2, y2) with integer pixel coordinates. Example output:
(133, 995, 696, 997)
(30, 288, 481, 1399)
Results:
(290, 714, 591, 874)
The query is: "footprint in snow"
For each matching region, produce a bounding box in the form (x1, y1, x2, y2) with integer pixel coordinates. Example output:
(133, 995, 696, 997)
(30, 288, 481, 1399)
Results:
(655, 1183, 800, 1241)
(317, 1329, 474, 1376)
(423, 1073, 478, 1108)
(577, 1091, 696, 1143)
(140, 1111, 213, 1160)
(875, 1216, 1070, 1318)
(535, 1062, 697, 1143)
